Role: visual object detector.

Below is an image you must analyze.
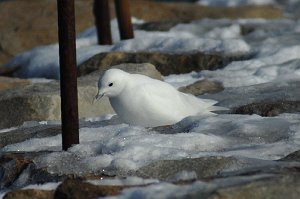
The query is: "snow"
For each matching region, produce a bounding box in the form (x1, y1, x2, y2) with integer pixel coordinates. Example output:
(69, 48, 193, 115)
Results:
(22, 182, 61, 191)
(2, 114, 299, 176)
(88, 176, 159, 186)
(197, 0, 276, 7)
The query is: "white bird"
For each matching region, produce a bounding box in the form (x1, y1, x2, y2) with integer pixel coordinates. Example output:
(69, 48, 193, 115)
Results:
(95, 69, 227, 127)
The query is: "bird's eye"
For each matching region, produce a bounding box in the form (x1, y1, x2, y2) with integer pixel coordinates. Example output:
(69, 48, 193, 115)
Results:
(108, 83, 113, 87)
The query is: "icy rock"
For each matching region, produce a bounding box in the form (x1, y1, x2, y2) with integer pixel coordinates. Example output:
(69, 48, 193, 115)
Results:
(0, 153, 31, 189)
(78, 51, 229, 76)
(280, 150, 300, 162)
(203, 80, 300, 113)
(0, 125, 61, 148)
(208, 173, 300, 199)
(136, 157, 237, 181)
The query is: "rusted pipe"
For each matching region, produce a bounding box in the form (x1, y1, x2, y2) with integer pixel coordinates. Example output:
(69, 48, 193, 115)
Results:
(57, 0, 79, 150)
(114, 0, 134, 40)
(94, 0, 112, 45)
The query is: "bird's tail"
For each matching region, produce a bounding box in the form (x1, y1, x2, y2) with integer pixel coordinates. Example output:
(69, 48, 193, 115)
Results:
(209, 104, 229, 112)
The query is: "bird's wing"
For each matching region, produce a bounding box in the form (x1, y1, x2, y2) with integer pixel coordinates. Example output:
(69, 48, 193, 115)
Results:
(132, 80, 188, 118)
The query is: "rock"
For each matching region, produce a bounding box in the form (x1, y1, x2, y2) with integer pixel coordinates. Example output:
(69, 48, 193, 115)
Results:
(136, 156, 237, 181)
(0, 125, 61, 148)
(54, 178, 123, 199)
(0, 77, 31, 92)
(203, 80, 300, 116)
(134, 21, 183, 31)
(3, 189, 54, 199)
(84, 63, 163, 83)
(208, 173, 300, 199)
(280, 150, 300, 162)
(78, 51, 230, 76)
(232, 100, 300, 117)
(0, 82, 62, 129)
(0, 153, 31, 189)
(179, 79, 224, 96)
(0, 63, 161, 129)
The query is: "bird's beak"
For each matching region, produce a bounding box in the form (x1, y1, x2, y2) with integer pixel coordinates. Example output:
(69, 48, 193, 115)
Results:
(93, 89, 105, 104)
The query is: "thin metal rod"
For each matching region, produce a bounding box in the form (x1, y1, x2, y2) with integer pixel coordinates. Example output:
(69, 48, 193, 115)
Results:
(94, 0, 112, 45)
(57, 0, 79, 150)
(114, 0, 134, 40)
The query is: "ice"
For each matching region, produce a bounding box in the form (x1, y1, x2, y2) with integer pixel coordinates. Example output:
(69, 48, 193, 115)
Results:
(106, 181, 214, 199)
(22, 182, 61, 191)
(88, 176, 159, 186)
(2, 113, 299, 175)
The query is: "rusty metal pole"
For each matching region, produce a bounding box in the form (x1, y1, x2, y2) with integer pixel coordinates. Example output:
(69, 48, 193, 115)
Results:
(114, 0, 134, 40)
(57, 0, 79, 150)
(94, 0, 112, 45)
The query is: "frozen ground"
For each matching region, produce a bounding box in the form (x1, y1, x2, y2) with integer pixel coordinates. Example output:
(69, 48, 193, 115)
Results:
(2, 1, 300, 198)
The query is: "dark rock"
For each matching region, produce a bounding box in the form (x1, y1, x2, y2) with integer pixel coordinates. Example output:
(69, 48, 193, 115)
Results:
(179, 79, 224, 96)
(280, 150, 300, 162)
(0, 152, 64, 189)
(0, 153, 31, 189)
(3, 189, 54, 199)
(136, 156, 237, 181)
(54, 178, 123, 199)
(232, 100, 300, 116)
(134, 21, 182, 31)
(208, 173, 300, 199)
(78, 51, 230, 76)
(203, 80, 300, 116)
(0, 125, 61, 148)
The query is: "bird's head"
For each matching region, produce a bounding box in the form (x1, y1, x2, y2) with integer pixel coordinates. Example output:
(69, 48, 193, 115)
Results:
(95, 69, 128, 101)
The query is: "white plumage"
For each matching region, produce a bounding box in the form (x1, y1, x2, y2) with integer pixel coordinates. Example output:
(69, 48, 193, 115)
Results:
(95, 69, 227, 127)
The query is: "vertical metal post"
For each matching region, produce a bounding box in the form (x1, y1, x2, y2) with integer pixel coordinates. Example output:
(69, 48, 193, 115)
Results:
(114, 0, 134, 40)
(94, 0, 112, 45)
(57, 0, 79, 150)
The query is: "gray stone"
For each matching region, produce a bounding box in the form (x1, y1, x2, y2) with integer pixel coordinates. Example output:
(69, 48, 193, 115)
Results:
(179, 79, 224, 96)
(280, 150, 300, 162)
(203, 80, 300, 116)
(136, 156, 238, 181)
